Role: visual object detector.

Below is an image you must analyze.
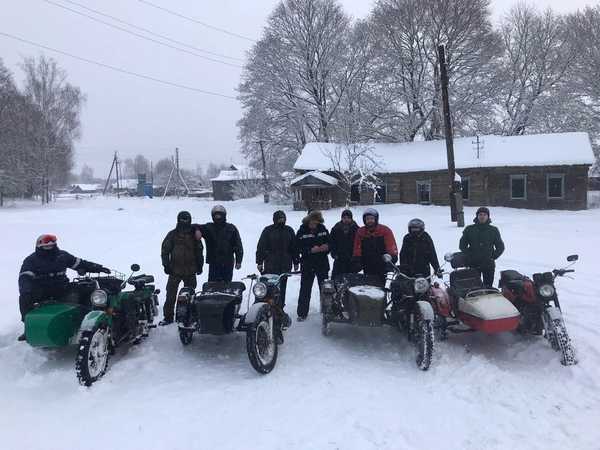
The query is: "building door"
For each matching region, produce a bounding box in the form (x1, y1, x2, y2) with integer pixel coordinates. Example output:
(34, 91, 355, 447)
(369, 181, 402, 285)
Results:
(375, 185, 387, 203)
(417, 180, 431, 204)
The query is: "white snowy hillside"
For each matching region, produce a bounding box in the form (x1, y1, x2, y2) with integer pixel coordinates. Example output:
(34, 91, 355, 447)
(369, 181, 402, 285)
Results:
(1, 197, 599, 450)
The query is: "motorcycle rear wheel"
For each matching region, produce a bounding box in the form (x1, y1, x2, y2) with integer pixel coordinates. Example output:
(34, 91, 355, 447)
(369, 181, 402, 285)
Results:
(76, 324, 111, 386)
(246, 305, 278, 374)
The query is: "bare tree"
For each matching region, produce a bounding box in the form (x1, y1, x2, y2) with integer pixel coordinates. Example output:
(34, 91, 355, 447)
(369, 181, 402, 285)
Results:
(79, 164, 95, 183)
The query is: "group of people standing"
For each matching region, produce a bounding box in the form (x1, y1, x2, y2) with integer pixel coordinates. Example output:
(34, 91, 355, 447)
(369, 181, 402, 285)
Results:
(16, 204, 505, 339)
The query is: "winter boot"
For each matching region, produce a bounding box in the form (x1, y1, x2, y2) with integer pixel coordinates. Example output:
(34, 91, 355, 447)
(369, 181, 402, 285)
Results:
(159, 318, 173, 326)
(17, 333, 26, 342)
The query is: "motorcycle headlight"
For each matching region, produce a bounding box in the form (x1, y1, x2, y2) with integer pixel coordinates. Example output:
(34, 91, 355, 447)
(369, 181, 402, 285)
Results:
(538, 284, 555, 298)
(414, 278, 430, 294)
(91, 289, 108, 307)
(253, 282, 267, 299)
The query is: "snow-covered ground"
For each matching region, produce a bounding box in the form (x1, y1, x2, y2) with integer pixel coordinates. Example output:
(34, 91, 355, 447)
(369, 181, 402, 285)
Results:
(1, 197, 599, 450)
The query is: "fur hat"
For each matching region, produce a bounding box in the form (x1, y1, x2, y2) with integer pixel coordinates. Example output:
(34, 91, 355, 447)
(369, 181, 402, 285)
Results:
(304, 210, 324, 224)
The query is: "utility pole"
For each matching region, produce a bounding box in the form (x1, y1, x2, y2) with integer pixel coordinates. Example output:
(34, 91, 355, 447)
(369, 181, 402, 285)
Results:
(472, 134, 484, 159)
(103, 151, 121, 198)
(163, 147, 190, 199)
(258, 140, 269, 203)
(438, 44, 464, 227)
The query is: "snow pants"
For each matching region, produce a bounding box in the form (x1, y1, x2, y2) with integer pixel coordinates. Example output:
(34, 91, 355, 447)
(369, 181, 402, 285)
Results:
(164, 274, 197, 322)
(297, 267, 328, 319)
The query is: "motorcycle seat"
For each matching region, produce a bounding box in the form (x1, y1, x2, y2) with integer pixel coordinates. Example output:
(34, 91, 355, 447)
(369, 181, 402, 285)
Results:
(450, 268, 483, 298)
(202, 281, 246, 298)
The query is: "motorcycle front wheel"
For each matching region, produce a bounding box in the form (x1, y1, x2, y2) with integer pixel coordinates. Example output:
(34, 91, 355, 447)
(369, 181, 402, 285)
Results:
(246, 304, 278, 374)
(544, 309, 577, 366)
(179, 328, 193, 346)
(76, 324, 111, 386)
(413, 304, 434, 371)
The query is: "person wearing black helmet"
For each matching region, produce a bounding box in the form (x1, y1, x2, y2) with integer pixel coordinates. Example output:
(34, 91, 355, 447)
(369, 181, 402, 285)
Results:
(256, 210, 299, 307)
(459, 207, 505, 287)
(160, 211, 204, 325)
(353, 208, 398, 279)
(399, 218, 441, 278)
(196, 205, 243, 283)
(330, 209, 359, 279)
(17, 234, 110, 340)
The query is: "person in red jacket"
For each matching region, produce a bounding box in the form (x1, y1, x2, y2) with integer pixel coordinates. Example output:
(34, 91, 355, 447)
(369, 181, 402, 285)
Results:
(353, 208, 398, 279)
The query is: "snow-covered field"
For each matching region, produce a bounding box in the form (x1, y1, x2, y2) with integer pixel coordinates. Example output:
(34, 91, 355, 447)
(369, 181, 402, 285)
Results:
(1, 197, 599, 450)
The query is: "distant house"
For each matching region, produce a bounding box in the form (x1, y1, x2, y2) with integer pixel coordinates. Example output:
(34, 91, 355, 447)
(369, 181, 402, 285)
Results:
(211, 164, 262, 201)
(70, 183, 102, 194)
(292, 132, 595, 211)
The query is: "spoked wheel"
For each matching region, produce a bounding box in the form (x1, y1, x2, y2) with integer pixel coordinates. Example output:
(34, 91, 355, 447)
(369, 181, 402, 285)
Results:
(179, 328, 193, 346)
(544, 309, 577, 366)
(413, 303, 434, 371)
(247, 305, 278, 374)
(76, 324, 111, 386)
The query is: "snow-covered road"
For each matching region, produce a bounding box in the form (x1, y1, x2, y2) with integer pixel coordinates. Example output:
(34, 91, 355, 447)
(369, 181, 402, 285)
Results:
(1, 197, 599, 450)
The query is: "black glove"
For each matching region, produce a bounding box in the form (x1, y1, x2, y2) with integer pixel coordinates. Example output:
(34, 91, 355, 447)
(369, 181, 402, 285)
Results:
(163, 266, 171, 275)
(435, 268, 443, 278)
(196, 269, 203, 275)
(100, 267, 111, 274)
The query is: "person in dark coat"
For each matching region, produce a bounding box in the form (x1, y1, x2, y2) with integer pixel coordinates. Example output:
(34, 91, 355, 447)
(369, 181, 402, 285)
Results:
(353, 208, 398, 279)
(330, 209, 359, 279)
(296, 210, 330, 321)
(18, 234, 110, 340)
(399, 218, 441, 277)
(459, 207, 505, 287)
(196, 205, 243, 283)
(160, 211, 204, 325)
(256, 210, 299, 308)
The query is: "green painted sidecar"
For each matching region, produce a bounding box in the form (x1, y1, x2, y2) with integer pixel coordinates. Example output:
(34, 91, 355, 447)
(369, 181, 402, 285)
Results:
(25, 303, 88, 348)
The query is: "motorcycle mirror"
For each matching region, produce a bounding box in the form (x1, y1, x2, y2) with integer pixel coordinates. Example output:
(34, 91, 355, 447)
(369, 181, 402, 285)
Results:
(566, 255, 578, 262)
(382, 254, 392, 263)
(131, 264, 140, 272)
(444, 252, 454, 263)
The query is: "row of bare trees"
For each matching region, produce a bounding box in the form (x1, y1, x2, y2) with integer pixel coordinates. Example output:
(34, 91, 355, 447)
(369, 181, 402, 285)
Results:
(0, 55, 85, 201)
(238, 0, 600, 177)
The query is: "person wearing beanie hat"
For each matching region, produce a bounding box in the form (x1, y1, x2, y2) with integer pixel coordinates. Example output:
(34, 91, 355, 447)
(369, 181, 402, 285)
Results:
(295, 210, 330, 321)
(459, 206, 505, 287)
(330, 209, 359, 279)
(160, 211, 205, 325)
(256, 210, 299, 309)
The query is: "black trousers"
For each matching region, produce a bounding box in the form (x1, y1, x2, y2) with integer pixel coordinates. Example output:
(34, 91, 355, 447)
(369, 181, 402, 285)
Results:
(297, 267, 328, 318)
(331, 258, 358, 280)
(208, 263, 234, 283)
(476, 261, 496, 288)
(164, 274, 197, 321)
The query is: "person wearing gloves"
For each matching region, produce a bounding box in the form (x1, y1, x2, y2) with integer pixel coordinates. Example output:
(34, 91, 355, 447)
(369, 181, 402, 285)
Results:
(399, 218, 441, 277)
(18, 234, 110, 340)
(353, 208, 398, 279)
(459, 207, 505, 287)
(160, 211, 204, 326)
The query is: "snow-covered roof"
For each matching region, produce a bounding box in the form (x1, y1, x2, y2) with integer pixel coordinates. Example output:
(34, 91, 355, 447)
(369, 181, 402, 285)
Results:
(290, 171, 338, 186)
(294, 133, 595, 174)
(211, 165, 261, 182)
(71, 183, 101, 191)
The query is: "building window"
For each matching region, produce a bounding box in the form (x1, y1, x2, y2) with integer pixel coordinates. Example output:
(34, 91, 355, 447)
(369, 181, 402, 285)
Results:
(461, 176, 470, 200)
(510, 175, 527, 200)
(375, 185, 387, 203)
(416, 180, 431, 204)
(547, 174, 565, 199)
(350, 184, 360, 202)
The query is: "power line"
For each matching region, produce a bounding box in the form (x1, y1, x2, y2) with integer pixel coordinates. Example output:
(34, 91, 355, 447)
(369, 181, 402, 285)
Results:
(137, 0, 256, 43)
(57, 0, 244, 62)
(41, 0, 243, 69)
(0, 31, 238, 100)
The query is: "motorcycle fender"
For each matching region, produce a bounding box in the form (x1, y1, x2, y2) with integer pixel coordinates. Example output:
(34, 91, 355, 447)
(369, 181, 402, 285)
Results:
(416, 301, 434, 321)
(545, 306, 563, 322)
(244, 303, 269, 327)
(80, 310, 110, 332)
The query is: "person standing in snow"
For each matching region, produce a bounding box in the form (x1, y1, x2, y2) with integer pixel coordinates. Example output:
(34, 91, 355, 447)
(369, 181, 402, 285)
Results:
(18, 234, 110, 340)
(399, 218, 441, 277)
(353, 208, 398, 279)
(160, 211, 204, 326)
(255, 210, 299, 308)
(196, 205, 243, 283)
(295, 210, 330, 321)
(459, 207, 505, 287)
(329, 209, 359, 279)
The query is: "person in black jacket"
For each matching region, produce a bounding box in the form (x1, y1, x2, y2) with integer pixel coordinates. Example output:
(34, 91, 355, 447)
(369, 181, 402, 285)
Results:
(18, 234, 110, 340)
(196, 205, 243, 283)
(256, 210, 299, 308)
(295, 210, 330, 321)
(159, 211, 204, 325)
(330, 209, 359, 279)
(399, 218, 441, 278)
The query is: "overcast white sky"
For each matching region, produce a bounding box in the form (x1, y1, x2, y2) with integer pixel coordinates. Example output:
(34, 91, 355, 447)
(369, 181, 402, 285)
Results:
(0, 0, 595, 176)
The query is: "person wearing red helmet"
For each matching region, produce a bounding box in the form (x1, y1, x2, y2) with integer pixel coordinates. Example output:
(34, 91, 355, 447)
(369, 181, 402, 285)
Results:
(17, 234, 110, 341)
(353, 208, 398, 279)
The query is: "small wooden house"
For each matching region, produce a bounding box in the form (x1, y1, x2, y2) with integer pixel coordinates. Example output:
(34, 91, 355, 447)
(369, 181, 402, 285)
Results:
(292, 132, 595, 211)
(211, 164, 261, 201)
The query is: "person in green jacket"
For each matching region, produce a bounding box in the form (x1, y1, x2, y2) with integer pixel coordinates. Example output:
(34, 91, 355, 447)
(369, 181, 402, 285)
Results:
(160, 211, 204, 325)
(459, 207, 505, 287)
